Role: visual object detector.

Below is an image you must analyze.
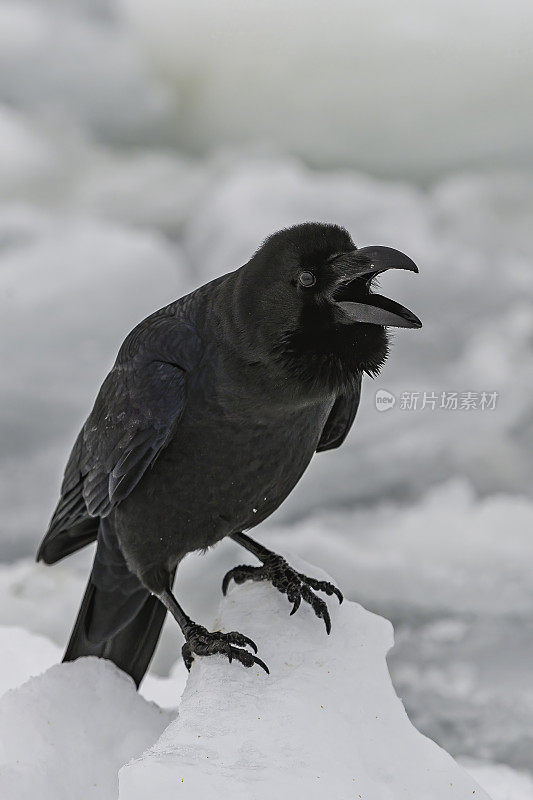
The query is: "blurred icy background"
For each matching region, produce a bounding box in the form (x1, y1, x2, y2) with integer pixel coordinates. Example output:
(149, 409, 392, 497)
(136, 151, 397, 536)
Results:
(0, 0, 532, 789)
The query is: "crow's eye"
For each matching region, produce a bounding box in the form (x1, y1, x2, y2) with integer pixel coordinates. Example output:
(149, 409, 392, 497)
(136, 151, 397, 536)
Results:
(298, 271, 316, 288)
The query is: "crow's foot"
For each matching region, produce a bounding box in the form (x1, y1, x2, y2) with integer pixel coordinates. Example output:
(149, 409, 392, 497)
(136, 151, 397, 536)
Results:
(222, 554, 343, 635)
(181, 623, 269, 673)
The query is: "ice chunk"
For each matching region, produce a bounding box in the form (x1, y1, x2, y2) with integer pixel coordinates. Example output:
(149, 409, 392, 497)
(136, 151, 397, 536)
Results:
(0, 657, 173, 800)
(119, 561, 489, 799)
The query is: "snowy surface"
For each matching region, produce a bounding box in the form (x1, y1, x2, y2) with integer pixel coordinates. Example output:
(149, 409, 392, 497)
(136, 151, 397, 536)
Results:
(1, 568, 530, 799)
(0, 654, 173, 800)
(157, 481, 533, 771)
(118, 569, 490, 800)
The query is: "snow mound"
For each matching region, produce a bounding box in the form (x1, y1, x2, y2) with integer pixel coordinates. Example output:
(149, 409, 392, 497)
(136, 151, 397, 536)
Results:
(0, 657, 173, 800)
(119, 561, 489, 800)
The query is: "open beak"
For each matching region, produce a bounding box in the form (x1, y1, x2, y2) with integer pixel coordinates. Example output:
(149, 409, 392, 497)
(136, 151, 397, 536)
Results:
(330, 246, 422, 329)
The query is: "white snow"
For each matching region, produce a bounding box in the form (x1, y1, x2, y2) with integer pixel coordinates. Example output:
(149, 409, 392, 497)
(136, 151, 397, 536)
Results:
(0, 656, 173, 800)
(119, 563, 489, 800)
(461, 761, 533, 800)
(1, 562, 531, 799)
(150, 481, 533, 772)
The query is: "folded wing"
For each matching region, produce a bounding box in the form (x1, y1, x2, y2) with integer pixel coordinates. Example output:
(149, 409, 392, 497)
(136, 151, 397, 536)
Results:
(37, 313, 201, 563)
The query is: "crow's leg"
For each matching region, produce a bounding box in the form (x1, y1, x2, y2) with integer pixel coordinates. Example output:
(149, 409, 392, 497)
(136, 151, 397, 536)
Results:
(223, 532, 343, 635)
(158, 586, 269, 673)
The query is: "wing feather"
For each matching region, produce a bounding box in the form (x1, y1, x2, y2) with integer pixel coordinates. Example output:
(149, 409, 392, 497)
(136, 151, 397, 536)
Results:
(38, 313, 201, 563)
(316, 374, 362, 452)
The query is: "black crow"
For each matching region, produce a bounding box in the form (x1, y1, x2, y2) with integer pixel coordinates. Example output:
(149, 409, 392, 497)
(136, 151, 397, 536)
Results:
(37, 222, 421, 683)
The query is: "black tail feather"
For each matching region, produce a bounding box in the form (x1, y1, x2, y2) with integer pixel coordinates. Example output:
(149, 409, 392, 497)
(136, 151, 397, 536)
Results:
(63, 579, 168, 688)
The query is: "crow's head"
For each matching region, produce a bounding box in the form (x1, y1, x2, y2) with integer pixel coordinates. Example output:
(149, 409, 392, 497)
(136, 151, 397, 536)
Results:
(236, 222, 421, 386)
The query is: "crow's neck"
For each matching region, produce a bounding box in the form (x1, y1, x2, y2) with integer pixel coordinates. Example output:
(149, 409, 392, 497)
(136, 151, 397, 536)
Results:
(273, 320, 390, 394)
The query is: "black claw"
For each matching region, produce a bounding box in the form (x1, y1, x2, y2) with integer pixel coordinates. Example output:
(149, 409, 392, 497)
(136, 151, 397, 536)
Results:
(222, 564, 263, 596)
(252, 655, 270, 674)
(227, 646, 270, 674)
(325, 585, 343, 604)
(323, 609, 332, 635)
(181, 642, 194, 671)
(221, 572, 231, 596)
(226, 630, 243, 644)
(300, 584, 332, 634)
(181, 626, 268, 674)
(243, 636, 258, 654)
(224, 550, 343, 638)
(231, 632, 258, 653)
(298, 573, 343, 606)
